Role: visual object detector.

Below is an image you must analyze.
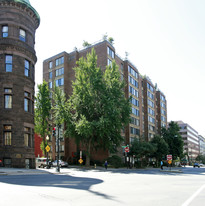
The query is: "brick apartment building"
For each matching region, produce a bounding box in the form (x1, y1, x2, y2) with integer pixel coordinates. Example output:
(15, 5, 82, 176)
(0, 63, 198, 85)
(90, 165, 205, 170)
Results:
(43, 40, 167, 162)
(0, 0, 40, 168)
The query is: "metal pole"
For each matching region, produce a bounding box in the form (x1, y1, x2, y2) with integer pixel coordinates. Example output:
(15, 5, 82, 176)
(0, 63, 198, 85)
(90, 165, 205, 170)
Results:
(57, 124, 60, 172)
(46, 151, 48, 169)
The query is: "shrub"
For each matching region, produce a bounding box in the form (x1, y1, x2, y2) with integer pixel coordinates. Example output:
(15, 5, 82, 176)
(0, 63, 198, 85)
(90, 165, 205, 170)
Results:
(107, 155, 123, 168)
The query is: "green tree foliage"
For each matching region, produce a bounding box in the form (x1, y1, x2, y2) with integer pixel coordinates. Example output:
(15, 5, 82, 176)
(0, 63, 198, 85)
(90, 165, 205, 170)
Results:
(196, 155, 205, 164)
(35, 81, 51, 155)
(108, 37, 114, 44)
(52, 85, 67, 127)
(65, 48, 131, 166)
(150, 135, 169, 164)
(130, 138, 156, 159)
(82, 40, 91, 48)
(161, 121, 184, 160)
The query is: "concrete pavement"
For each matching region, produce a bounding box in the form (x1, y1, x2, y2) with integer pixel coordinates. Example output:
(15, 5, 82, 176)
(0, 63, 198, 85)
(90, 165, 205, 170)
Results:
(0, 165, 183, 176)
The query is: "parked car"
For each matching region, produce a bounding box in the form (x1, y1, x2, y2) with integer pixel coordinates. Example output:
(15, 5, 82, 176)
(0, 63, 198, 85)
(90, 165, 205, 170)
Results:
(199, 163, 204, 167)
(36, 158, 52, 168)
(52, 160, 68, 167)
(193, 163, 200, 168)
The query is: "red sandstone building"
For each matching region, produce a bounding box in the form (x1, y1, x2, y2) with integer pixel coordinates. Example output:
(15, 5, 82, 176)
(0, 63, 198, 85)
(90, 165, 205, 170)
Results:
(0, 0, 40, 168)
(43, 40, 167, 162)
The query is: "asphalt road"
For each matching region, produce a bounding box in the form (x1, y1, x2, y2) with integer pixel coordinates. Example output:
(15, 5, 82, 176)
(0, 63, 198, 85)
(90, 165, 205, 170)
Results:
(0, 166, 204, 206)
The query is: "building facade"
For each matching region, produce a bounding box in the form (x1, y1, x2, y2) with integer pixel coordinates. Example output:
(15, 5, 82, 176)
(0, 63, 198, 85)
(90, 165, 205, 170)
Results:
(0, 0, 40, 168)
(176, 121, 199, 162)
(198, 135, 205, 156)
(43, 40, 167, 162)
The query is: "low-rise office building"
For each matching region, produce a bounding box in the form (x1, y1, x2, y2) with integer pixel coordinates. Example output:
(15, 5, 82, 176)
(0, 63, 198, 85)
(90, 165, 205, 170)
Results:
(176, 121, 199, 162)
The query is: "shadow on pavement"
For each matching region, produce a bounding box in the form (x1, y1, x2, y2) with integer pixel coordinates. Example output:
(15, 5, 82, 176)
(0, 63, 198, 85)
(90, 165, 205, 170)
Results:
(0, 174, 113, 200)
(68, 166, 205, 176)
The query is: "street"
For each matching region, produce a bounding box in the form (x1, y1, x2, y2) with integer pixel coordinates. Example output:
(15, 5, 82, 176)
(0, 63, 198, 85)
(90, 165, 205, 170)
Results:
(0, 166, 205, 206)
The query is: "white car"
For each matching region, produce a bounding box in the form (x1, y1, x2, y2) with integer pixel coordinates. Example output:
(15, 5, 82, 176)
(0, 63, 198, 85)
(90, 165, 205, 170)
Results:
(199, 163, 204, 167)
(52, 160, 68, 167)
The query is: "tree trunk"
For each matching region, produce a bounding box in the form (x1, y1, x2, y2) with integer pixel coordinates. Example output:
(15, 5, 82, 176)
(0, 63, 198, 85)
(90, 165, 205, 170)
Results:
(85, 139, 91, 167)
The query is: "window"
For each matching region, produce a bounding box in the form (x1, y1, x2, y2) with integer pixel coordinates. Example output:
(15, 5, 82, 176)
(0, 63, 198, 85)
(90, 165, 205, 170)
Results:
(129, 86, 139, 98)
(24, 60, 30, 77)
(56, 67, 64, 76)
(147, 83, 154, 92)
(149, 125, 155, 132)
(161, 102, 166, 109)
(49, 61, 53, 69)
(2, 25, 8, 37)
(24, 127, 30, 147)
(132, 107, 139, 116)
(55, 56, 64, 66)
(161, 108, 166, 115)
(147, 91, 154, 100)
(148, 99, 154, 108)
(49, 82, 52, 89)
(24, 92, 30, 112)
(121, 64, 123, 72)
(130, 97, 139, 107)
(107, 58, 112, 67)
(107, 47, 114, 58)
(129, 75, 138, 88)
(160, 94, 165, 102)
(4, 125, 12, 146)
(131, 117, 140, 126)
(55, 78, 64, 87)
(24, 133, 29, 147)
(49, 72, 52, 79)
(130, 127, 140, 135)
(5, 55, 12, 72)
(4, 88, 12, 108)
(161, 115, 166, 122)
(148, 116, 155, 124)
(19, 29, 26, 42)
(128, 65, 138, 78)
(148, 107, 155, 116)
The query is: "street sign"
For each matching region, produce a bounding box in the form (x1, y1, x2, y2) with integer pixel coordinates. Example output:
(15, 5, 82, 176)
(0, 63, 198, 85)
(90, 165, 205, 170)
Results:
(167, 155, 172, 160)
(78, 158, 83, 164)
(45, 145, 50, 153)
(125, 147, 129, 153)
(168, 160, 172, 164)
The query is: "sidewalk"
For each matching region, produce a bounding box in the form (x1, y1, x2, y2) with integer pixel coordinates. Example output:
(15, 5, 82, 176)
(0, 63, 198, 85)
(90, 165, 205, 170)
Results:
(0, 165, 183, 176)
(0, 168, 50, 176)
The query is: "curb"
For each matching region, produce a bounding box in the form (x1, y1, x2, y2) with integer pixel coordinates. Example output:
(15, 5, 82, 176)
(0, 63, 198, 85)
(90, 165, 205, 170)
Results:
(160, 169, 183, 173)
(0, 172, 7, 176)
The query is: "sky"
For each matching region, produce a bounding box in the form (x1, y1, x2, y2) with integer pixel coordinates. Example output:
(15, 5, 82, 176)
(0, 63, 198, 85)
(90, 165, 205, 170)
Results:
(30, 0, 205, 136)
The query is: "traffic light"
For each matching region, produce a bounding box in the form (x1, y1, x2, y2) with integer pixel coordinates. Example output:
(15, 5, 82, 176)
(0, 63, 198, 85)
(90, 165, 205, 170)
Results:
(52, 127, 56, 136)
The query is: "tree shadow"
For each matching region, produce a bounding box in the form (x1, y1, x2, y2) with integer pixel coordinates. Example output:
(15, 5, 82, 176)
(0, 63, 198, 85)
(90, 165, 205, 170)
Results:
(0, 174, 113, 200)
(69, 166, 205, 176)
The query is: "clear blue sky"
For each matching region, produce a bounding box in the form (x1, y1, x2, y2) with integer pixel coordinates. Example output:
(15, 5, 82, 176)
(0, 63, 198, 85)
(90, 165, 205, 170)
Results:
(30, 0, 205, 136)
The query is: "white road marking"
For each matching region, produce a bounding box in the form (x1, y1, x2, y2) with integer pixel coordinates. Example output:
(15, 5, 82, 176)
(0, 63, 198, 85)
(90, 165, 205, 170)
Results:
(182, 184, 205, 206)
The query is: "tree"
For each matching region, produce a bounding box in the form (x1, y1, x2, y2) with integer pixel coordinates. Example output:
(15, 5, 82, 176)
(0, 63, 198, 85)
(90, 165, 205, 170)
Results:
(65, 48, 131, 166)
(52, 84, 67, 127)
(108, 37, 114, 44)
(82, 40, 91, 48)
(161, 121, 184, 160)
(35, 81, 51, 155)
(130, 139, 156, 160)
(150, 135, 169, 165)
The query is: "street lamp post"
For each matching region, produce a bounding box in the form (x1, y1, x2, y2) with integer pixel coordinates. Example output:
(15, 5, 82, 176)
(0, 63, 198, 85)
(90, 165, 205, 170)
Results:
(46, 135, 49, 169)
